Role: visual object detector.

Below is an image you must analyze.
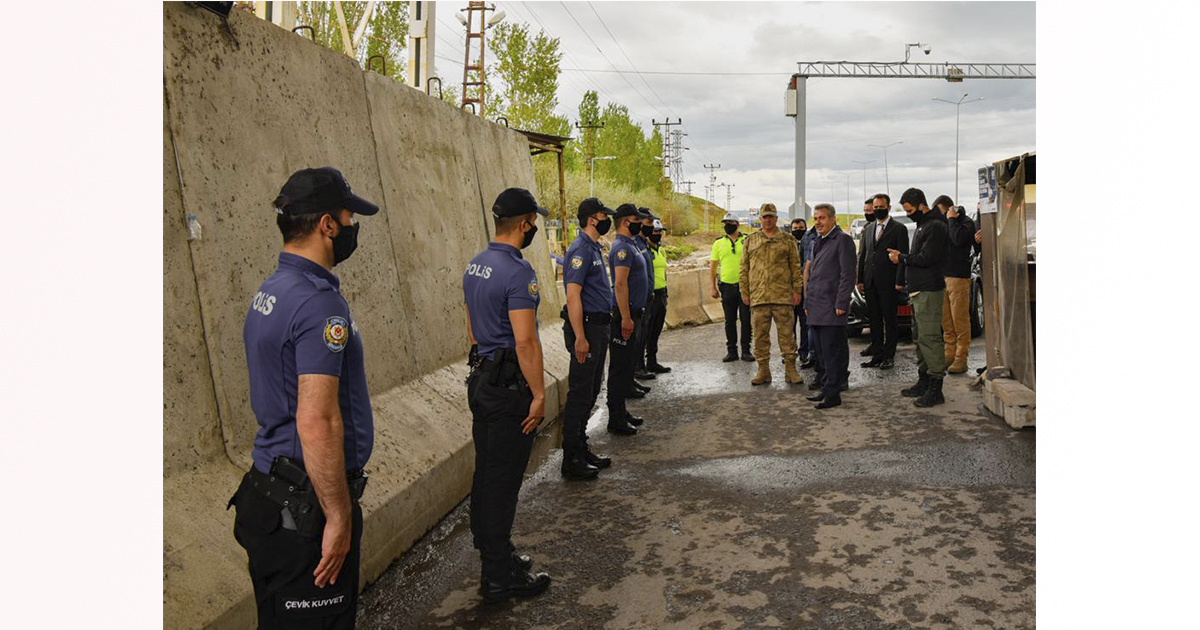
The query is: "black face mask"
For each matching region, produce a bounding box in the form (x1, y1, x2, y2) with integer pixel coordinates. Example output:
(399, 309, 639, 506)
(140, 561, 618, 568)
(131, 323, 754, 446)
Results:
(331, 221, 359, 266)
(521, 222, 538, 249)
(724, 223, 739, 235)
(792, 228, 805, 241)
(650, 233, 662, 245)
(873, 209, 889, 220)
(595, 217, 612, 235)
(641, 224, 653, 237)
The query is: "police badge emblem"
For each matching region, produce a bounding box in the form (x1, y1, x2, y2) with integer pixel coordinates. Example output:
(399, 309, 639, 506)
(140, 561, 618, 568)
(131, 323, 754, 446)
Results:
(324, 316, 350, 352)
(571, 256, 584, 269)
(617, 250, 627, 260)
(528, 280, 540, 297)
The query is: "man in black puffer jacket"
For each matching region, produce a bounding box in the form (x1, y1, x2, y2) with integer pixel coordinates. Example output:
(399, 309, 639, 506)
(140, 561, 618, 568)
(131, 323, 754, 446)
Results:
(887, 188, 949, 407)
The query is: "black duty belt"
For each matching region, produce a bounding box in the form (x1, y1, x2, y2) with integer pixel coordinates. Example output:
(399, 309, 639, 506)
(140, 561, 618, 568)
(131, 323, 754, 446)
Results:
(476, 348, 529, 391)
(247, 457, 367, 504)
(654, 288, 668, 296)
(718, 281, 739, 288)
(583, 311, 612, 325)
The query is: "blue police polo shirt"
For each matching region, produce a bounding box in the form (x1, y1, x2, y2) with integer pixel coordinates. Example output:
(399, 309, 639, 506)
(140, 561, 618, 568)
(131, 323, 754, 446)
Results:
(609, 233, 648, 312)
(636, 237, 654, 302)
(243, 252, 374, 474)
(463, 242, 541, 360)
(563, 231, 612, 314)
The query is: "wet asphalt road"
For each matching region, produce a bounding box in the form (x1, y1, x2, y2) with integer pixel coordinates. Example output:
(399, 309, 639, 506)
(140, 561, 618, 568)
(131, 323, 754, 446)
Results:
(358, 323, 1035, 630)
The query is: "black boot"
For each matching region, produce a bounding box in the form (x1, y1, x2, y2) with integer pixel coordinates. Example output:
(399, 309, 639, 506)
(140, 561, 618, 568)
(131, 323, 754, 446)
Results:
(901, 371, 929, 398)
(607, 416, 638, 435)
(647, 361, 671, 373)
(913, 375, 945, 407)
(513, 552, 533, 571)
(561, 453, 600, 480)
(634, 368, 656, 380)
(859, 346, 877, 357)
(625, 413, 644, 427)
(480, 569, 552, 604)
(723, 350, 739, 362)
(584, 450, 612, 469)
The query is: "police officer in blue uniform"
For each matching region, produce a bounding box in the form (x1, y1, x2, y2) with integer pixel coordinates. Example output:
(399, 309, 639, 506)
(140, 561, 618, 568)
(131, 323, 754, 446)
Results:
(462, 187, 553, 603)
(559, 198, 617, 480)
(231, 166, 378, 630)
(605, 203, 650, 435)
(632, 207, 659, 384)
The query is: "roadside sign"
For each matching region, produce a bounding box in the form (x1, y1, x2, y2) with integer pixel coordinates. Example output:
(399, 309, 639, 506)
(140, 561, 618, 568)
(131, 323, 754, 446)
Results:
(979, 165, 998, 214)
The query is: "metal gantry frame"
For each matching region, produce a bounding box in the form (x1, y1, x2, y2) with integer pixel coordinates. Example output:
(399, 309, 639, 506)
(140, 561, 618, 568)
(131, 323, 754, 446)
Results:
(786, 53, 1035, 221)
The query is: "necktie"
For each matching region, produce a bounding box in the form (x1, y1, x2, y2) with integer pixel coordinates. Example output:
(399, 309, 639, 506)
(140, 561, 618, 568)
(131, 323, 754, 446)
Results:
(876, 222, 883, 243)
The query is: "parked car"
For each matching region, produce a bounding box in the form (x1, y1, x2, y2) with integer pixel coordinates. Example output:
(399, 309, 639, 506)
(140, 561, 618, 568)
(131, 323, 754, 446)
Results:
(849, 218, 869, 240)
(847, 212, 984, 339)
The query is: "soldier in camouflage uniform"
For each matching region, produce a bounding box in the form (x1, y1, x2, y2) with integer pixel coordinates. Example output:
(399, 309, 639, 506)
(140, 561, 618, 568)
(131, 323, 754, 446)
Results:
(738, 203, 804, 386)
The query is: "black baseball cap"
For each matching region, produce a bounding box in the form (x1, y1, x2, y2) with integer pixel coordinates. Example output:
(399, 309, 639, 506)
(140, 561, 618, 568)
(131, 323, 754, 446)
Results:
(613, 203, 640, 219)
(274, 167, 379, 216)
(492, 188, 549, 218)
(577, 197, 615, 223)
(637, 207, 658, 220)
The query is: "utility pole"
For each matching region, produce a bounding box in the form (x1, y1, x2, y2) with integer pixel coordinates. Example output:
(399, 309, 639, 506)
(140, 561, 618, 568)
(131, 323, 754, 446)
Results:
(460, 2, 504, 116)
(703, 163, 721, 233)
(670, 130, 688, 189)
(677, 180, 695, 233)
(718, 183, 735, 223)
(932, 93, 985, 203)
(851, 158, 875, 209)
(407, 1, 436, 92)
(868, 141, 903, 198)
(576, 121, 605, 194)
(652, 119, 682, 213)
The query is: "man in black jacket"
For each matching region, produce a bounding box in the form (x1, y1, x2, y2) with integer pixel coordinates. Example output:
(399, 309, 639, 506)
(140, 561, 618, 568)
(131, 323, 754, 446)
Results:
(933, 195, 977, 374)
(857, 193, 908, 369)
(888, 188, 949, 407)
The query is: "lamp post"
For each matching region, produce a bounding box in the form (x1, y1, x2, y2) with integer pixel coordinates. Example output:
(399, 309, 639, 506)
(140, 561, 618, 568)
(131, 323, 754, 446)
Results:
(851, 158, 875, 209)
(867, 141, 903, 198)
(932, 94, 985, 203)
(589, 156, 615, 197)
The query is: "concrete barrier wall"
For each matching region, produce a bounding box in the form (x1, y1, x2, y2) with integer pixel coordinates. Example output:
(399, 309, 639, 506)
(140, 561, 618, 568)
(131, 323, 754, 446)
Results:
(163, 6, 565, 628)
(664, 268, 713, 329)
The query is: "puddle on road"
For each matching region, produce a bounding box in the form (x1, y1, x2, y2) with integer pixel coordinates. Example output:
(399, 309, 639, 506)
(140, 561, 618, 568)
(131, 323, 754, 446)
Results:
(675, 439, 1035, 491)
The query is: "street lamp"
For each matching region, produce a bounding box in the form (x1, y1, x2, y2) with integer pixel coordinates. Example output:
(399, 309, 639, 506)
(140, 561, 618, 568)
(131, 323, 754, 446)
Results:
(932, 93, 985, 203)
(867, 141, 903, 198)
(851, 158, 875, 208)
(589, 156, 615, 196)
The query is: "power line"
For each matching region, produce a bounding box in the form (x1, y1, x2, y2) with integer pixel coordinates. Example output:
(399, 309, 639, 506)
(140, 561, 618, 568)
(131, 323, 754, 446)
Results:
(557, 1, 663, 121)
(518, 1, 614, 105)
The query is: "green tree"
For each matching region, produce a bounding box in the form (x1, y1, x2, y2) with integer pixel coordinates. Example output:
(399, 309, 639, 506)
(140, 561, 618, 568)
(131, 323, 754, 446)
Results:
(487, 22, 569, 145)
(293, 2, 409, 83)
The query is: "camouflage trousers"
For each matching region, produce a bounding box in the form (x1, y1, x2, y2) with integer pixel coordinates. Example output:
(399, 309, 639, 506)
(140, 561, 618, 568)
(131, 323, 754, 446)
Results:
(751, 304, 797, 363)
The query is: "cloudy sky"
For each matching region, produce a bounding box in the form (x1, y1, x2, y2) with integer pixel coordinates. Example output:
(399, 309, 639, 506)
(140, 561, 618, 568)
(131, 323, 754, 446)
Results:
(433, 1, 1036, 217)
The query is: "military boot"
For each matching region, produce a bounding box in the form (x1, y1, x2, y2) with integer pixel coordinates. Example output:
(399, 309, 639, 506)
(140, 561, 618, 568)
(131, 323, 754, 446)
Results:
(914, 375, 946, 407)
(947, 357, 968, 374)
(901, 370, 929, 398)
(751, 361, 772, 385)
(784, 359, 804, 385)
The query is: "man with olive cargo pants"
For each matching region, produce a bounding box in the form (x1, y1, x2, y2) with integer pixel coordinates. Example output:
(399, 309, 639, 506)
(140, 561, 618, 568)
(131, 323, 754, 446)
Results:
(739, 203, 804, 386)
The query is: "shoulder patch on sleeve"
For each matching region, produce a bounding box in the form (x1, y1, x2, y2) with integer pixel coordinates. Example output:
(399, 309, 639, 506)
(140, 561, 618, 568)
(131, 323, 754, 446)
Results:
(571, 256, 584, 269)
(527, 279, 540, 297)
(617, 249, 627, 260)
(324, 316, 350, 352)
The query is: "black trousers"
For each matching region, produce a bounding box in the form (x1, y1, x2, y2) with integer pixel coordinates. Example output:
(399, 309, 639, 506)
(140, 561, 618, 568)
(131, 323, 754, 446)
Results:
(865, 281, 900, 360)
(606, 308, 643, 421)
(633, 294, 655, 371)
(232, 471, 364, 630)
(561, 319, 610, 456)
(718, 282, 752, 353)
(467, 370, 536, 581)
(645, 289, 668, 364)
(812, 325, 849, 397)
(792, 298, 810, 358)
